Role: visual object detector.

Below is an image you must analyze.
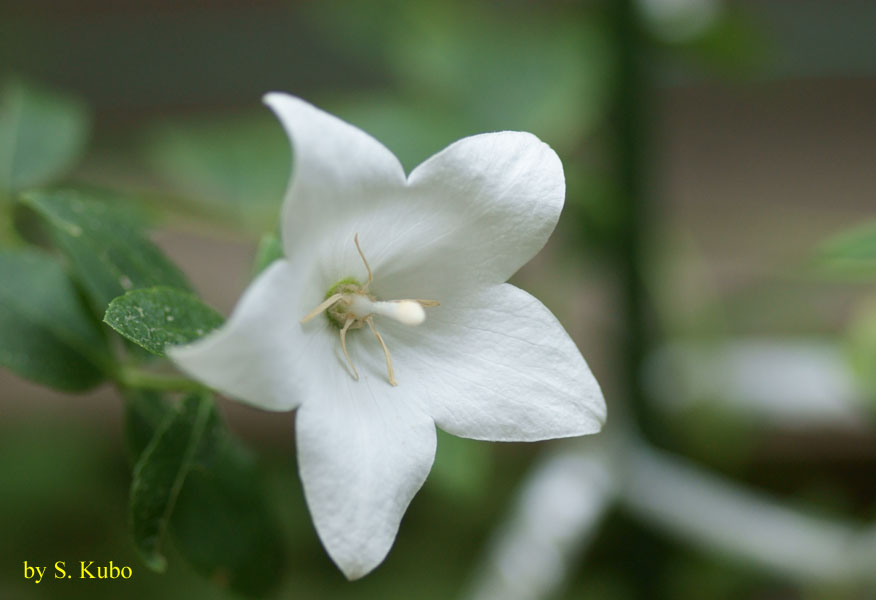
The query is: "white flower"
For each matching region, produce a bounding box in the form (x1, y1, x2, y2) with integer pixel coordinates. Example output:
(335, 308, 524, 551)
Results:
(168, 93, 606, 579)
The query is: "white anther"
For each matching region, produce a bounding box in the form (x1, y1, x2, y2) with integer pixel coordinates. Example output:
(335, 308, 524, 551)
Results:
(349, 297, 425, 326)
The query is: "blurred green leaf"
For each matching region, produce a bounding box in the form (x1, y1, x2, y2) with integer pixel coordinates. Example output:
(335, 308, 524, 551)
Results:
(330, 96, 474, 172)
(0, 248, 111, 391)
(0, 80, 90, 193)
(131, 392, 214, 573)
(19, 188, 191, 313)
(816, 219, 876, 270)
(171, 412, 286, 597)
(429, 430, 491, 503)
(131, 392, 285, 595)
(316, 1, 608, 152)
(847, 299, 876, 401)
(142, 113, 288, 231)
(104, 286, 223, 357)
(252, 231, 284, 277)
(124, 389, 172, 463)
(808, 219, 876, 283)
(681, 9, 770, 75)
(390, 3, 610, 150)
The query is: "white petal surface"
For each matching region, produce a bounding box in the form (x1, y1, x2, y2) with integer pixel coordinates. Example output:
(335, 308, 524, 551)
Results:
(262, 93, 406, 259)
(264, 92, 566, 305)
(295, 379, 436, 580)
(378, 131, 566, 300)
(385, 284, 605, 441)
(168, 260, 323, 411)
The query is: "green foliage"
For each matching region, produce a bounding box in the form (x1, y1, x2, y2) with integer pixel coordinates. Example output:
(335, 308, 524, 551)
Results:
(142, 113, 289, 230)
(681, 8, 770, 75)
(104, 286, 223, 357)
(429, 430, 491, 504)
(171, 414, 286, 597)
(131, 393, 215, 572)
(315, 1, 609, 157)
(252, 231, 284, 276)
(391, 5, 610, 151)
(332, 97, 479, 173)
(846, 300, 876, 402)
(815, 219, 876, 276)
(19, 189, 191, 313)
(130, 393, 285, 596)
(0, 248, 111, 391)
(124, 389, 172, 462)
(0, 80, 90, 193)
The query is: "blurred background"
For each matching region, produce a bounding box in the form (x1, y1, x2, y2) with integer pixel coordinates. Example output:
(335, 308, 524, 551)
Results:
(1, 0, 875, 598)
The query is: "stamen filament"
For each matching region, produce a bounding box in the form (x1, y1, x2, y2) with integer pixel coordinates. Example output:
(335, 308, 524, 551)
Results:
(354, 233, 373, 288)
(339, 317, 359, 380)
(301, 234, 438, 385)
(301, 293, 345, 324)
(366, 316, 397, 386)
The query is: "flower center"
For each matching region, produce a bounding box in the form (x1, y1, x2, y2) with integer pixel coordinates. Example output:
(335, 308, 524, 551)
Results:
(299, 234, 438, 386)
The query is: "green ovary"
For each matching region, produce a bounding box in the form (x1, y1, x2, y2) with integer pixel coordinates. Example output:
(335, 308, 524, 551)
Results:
(324, 277, 364, 328)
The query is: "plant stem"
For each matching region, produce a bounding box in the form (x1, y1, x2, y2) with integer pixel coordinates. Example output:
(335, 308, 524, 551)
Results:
(115, 365, 207, 393)
(607, 2, 670, 598)
(610, 0, 659, 443)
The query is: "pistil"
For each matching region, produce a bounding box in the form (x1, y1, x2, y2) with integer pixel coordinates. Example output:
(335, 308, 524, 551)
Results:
(299, 234, 438, 386)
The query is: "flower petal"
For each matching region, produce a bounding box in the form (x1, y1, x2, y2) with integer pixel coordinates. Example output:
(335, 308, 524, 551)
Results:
(376, 131, 566, 301)
(264, 96, 565, 305)
(295, 380, 436, 579)
(386, 283, 605, 441)
(168, 260, 323, 411)
(262, 93, 407, 259)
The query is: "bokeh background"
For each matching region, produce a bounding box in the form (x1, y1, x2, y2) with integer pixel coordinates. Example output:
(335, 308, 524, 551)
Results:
(1, 0, 875, 598)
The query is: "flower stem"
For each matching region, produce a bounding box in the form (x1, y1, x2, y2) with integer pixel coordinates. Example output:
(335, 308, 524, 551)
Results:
(607, 1, 669, 598)
(114, 365, 208, 393)
(609, 0, 661, 443)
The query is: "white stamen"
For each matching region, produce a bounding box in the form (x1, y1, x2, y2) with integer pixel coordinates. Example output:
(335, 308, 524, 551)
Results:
(349, 297, 426, 326)
(299, 234, 438, 386)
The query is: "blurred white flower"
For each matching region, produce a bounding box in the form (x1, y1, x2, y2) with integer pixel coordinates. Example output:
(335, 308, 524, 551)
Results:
(169, 93, 605, 579)
(467, 450, 616, 600)
(645, 338, 868, 429)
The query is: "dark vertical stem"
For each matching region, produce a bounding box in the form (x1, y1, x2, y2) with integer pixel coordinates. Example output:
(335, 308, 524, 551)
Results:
(609, 0, 658, 443)
(607, 2, 669, 598)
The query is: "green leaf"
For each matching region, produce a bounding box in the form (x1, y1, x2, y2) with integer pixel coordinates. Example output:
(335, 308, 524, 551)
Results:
(130, 392, 214, 572)
(252, 231, 284, 276)
(130, 393, 285, 596)
(142, 113, 288, 231)
(329, 97, 475, 173)
(104, 286, 223, 357)
(19, 188, 191, 313)
(428, 430, 492, 504)
(847, 299, 876, 401)
(819, 221, 876, 263)
(0, 80, 90, 193)
(171, 414, 285, 597)
(123, 389, 172, 462)
(391, 5, 609, 152)
(810, 219, 876, 282)
(0, 248, 111, 391)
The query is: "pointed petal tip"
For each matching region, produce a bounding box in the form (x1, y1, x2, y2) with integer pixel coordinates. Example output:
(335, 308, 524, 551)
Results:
(261, 91, 289, 107)
(262, 91, 315, 114)
(337, 559, 377, 581)
(580, 388, 608, 434)
(321, 532, 393, 581)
